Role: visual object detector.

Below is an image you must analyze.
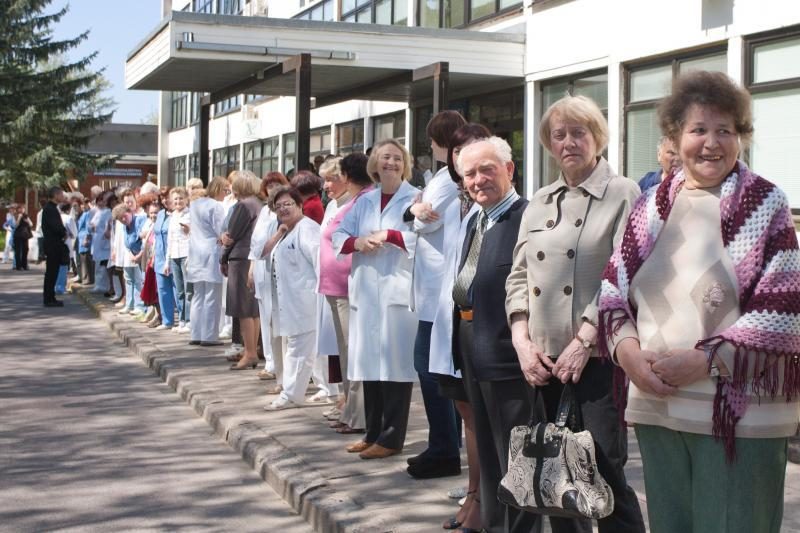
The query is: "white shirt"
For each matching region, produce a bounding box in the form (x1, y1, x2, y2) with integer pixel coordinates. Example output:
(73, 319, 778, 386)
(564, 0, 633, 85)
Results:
(166, 208, 190, 260)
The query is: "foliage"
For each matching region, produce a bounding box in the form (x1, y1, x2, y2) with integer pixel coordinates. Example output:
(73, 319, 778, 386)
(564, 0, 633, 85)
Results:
(0, 0, 115, 196)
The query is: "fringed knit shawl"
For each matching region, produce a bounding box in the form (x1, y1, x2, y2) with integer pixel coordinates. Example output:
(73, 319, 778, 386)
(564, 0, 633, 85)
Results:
(598, 160, 800, 461)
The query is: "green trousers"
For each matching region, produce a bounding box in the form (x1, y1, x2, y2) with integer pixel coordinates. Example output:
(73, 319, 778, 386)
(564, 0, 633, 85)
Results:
(635, 424, 787, 533)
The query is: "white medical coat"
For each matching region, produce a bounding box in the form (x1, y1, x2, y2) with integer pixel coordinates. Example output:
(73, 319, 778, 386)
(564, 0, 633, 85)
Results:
(186, 197, 225, 284)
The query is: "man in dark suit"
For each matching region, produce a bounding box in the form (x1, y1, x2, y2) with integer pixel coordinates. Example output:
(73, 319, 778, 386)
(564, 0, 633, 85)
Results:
(452, 138, 541, 533)
(42, 186, 67, 307)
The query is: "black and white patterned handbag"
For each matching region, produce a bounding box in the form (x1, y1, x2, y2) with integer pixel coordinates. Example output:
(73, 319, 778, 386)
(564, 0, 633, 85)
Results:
(497, 384, 614, 520)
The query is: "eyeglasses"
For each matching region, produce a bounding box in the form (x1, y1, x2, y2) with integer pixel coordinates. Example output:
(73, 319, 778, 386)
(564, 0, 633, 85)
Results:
(275, 201, 296, 209)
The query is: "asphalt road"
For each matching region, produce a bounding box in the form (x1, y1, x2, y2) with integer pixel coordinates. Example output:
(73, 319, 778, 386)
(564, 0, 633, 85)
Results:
(0, 266, 311, 533)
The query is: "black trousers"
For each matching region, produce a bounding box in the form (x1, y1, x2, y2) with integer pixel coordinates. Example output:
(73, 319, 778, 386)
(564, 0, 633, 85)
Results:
(13, 239, 28, 270)
(43, 246, 61, 303)
(363, 380, 413, 450)
(79, 251, 94, 284)
(459, 319, 543, 533)
(539, 359, 646, 533)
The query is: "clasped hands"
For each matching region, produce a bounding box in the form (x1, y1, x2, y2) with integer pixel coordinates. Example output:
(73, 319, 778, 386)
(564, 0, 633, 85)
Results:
(515, 337, 592, 387)
(355, 230, 389, 253)
(616, 339, 711, 397)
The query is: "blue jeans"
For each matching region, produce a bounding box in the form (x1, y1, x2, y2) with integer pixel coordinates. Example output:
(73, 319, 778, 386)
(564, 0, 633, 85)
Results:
(122, 265, 145, 313)
(155, 270, 176, 327)
(170, 257, 192, 322)
(413, 320, 460, 459)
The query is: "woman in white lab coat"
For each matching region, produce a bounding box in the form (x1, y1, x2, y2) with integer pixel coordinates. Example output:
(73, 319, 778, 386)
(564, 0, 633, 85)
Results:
(331, 139, 418, 460)
(263, 186, 321, 411)
(248, 171, 289, 391)
(186, 176, 227, 345)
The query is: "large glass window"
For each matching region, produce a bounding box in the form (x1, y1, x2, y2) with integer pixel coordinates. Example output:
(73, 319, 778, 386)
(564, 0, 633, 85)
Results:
(342, 0, 407, 24)
(310, 127, 332, 164)
(747, 30, 800, 211)
(212, 146, 240, 177)
(214, 95, 241, 116)
(169, 156, 187, 186)
(283, 133, 296, 174)
(418, 0, 520, 28)
(189, 153, 200, 180)
(193, 0, 213, 13)
(540, 71, 608, 183)
(624, 50, 726, 180)
(244, 137, 280, 178)
(170, 92, 188, 130)
(217, 0, 242, 14)
(336, 120, 365, 154)
(189, 93, 202, 124)
(373, 111, 406, 145)
(293, 0, 335, 21)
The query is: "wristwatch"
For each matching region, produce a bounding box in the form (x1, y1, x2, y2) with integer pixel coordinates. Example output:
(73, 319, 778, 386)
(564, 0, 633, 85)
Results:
(576, 333, 594, 350)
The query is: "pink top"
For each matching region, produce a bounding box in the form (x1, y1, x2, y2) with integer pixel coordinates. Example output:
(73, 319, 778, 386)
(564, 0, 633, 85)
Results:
(318, 187, 372, 297)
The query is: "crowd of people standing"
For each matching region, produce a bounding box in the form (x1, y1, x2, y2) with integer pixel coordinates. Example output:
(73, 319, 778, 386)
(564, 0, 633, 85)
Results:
(7, 69, 798, 533)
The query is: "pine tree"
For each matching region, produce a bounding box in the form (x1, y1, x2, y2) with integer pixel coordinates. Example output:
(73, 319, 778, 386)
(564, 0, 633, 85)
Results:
(0, 0, 114, 196)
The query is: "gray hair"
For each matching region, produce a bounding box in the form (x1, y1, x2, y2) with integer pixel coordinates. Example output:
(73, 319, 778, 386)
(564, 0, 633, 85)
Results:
(456, 136, 513, 174)
(140, 181, 159, 195)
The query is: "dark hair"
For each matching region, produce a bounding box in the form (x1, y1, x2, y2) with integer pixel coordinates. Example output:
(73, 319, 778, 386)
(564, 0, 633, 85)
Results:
(426, 110, 467, 148)
(101, 190, 118, 208)
(58, 202, 71, 213)
(340, 153, 371, 187)
(447, 123, 493, 183)
(261, 171, 290, 198)
(138, 192, 160, 212)
(47, 186, 63, 199)
(659, 70, 753, 147)
(290, 170, 322, 197)
(271, 186, 303, 208)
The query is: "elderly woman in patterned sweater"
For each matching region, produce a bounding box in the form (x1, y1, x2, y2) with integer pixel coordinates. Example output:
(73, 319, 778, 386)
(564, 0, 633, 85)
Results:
(599, 70, 800, 533)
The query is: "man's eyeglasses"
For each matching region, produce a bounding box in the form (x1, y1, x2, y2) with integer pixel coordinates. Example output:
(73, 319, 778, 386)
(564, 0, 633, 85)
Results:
(275, 202, 296, 209)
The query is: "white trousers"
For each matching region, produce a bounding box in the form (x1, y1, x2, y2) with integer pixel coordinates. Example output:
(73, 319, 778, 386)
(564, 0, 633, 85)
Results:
(256, 297, 276, 373)
(190, 281, 222, 342)
(280, 330, 324, 404)
(270, 335, 286, 386)
(219, 281, 232, 334)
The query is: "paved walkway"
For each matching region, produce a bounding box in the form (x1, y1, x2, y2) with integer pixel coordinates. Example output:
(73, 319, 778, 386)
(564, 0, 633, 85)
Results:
(0, 267, 311, 532)
(4, 264, 800, 532)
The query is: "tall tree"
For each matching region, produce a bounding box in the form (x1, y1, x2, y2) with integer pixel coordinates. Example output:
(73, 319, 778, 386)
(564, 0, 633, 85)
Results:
(0, 0, 114, 196)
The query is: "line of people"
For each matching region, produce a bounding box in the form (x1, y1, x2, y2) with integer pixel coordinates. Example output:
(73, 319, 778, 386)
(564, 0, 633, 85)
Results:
(24, 68, 799, 533)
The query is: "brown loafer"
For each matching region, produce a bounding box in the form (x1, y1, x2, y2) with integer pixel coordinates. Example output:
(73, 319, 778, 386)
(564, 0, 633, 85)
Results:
(359, 443, 401, 460)
(346, 440, 373, 453)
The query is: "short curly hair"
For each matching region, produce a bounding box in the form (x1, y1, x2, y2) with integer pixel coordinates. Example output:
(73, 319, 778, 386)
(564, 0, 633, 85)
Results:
(658, 70, 753, 147)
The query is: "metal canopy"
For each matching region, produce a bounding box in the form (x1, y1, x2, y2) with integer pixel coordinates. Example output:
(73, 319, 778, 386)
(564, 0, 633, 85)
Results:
(125, 11, 526, 183)
(125, 11, 525, 103)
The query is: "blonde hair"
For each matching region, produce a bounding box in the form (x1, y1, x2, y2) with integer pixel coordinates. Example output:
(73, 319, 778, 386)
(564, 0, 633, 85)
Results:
(186, 178, 204, 192)
(206, 176, 228, 199)
(229, 169, 260, 198)
(170, 186, 187, 199)
(111, 203, 132, 222)
(366, 139, 412, 183)
(318, 157, 342, 179)
(539, 94, 609, 156)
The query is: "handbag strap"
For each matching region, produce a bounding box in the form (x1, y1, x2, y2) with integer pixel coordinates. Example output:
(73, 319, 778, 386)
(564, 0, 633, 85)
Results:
(554, 383, 584, 432)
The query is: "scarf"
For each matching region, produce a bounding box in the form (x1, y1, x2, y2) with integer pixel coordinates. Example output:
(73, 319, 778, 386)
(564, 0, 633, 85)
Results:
(598, 160, 800, 461)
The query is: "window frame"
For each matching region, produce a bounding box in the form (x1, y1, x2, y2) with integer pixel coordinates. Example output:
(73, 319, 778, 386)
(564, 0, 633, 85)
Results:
(744, 25, 800, 215)
(216, 0, 243, 15)
(622, 45, 728, 177)
(336, 120, 365, 155)
(169, 91, 189, 131)
(372, 111, 406, 145)
(168, 156, 188, 186)
(212, 146, 240, 178)
(417, 0, 522, 29)
(192, 0, 213, 13)
(293, 0, 335, 21)
(243, 136, 280, 178)
(341, 0, 407, 25)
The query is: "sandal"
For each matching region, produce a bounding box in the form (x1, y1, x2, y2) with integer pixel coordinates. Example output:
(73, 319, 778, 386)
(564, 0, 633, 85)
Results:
(443, 491, 477, 530)
(225, 353, 243, 362)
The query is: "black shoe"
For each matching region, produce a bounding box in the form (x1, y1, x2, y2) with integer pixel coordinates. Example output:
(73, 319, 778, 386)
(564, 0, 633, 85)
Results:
(200, 341, 224, 347)
(44, 300, 64, 307)
(406, 457, 461, 479)
(406, 450, 431, 466)
(188, 340, 202, 346)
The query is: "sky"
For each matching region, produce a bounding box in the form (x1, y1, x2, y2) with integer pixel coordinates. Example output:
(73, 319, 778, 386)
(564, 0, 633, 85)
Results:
(50, 0, 163, 124)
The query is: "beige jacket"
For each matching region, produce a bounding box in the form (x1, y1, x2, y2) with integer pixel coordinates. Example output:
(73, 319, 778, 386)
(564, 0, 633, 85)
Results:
(505, 157, 639, 358)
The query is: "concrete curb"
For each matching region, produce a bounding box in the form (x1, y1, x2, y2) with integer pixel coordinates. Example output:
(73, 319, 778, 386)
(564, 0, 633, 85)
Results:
(75, 289, 377, 533)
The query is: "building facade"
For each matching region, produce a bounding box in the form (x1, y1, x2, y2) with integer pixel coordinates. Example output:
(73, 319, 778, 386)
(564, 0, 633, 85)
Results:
(132, 0, 800, 212)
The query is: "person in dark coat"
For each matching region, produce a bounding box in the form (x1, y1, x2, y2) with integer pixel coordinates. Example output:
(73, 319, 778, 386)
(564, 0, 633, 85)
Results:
(13, 207, 32, 270)
(42, 186, 67, 306)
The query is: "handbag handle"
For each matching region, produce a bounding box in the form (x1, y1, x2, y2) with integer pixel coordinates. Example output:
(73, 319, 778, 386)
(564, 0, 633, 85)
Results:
(554, 383, 584, 432)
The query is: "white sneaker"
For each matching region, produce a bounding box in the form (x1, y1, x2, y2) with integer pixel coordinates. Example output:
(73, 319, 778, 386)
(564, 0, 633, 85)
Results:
(155, 324, 173, 331)
(224, 344, 243, 357)
(115, 300, 127, 308)
(308, 390, 332, 404)
(118, 308, 131, 315)
(264, 396, 297, 411)
(219, 325, 232, 340)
